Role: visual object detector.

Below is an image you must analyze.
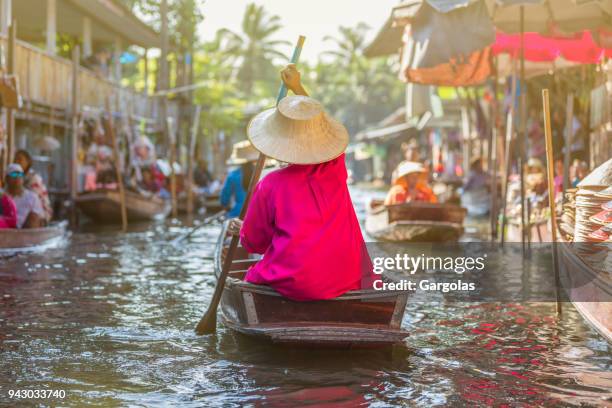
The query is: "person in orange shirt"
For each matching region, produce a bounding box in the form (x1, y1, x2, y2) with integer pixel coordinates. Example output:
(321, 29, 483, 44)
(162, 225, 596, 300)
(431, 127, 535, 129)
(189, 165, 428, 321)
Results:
(385, 161, 437, 205)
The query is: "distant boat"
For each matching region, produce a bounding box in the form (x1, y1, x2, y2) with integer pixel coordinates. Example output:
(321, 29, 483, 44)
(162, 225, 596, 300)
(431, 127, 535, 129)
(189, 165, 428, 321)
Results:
(0, 221, 68, 252)
(75, 190, 170, 223)
(213, 221, 410, 348)
(366, 200, 466, 242)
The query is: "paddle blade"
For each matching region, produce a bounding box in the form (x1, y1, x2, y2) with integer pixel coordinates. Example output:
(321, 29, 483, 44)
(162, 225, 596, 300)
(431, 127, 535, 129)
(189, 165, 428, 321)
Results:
(195, 307, 217, 335)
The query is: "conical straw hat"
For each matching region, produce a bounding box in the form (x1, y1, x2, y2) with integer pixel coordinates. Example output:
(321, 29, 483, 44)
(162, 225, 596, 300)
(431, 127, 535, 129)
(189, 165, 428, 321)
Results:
(577, 158, 612, 189)
(393, 161, 426, 181)
(226, 140, 259, 165)
(247, 95, 349, 165)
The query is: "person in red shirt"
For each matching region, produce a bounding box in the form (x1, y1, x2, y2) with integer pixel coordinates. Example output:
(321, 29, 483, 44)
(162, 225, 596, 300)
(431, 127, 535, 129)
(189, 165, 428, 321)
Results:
(384, 161, 437, 205)
(227, 65, 373, 301)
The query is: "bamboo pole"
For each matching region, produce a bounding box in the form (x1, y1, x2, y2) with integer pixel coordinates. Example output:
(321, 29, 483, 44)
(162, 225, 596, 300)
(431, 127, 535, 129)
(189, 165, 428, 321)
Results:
(519, 6, 528, 255)
(196, 35, 305, 335)
(541, 89, 562, 315)
(186, 105, 201, 216)
(105, 98, 128, 231)
(563, 94, 574, 198)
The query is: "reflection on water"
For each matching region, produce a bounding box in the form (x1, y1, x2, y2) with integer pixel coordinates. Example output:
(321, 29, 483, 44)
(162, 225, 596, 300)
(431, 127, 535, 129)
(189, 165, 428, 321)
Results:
(0, 188, 610, 407)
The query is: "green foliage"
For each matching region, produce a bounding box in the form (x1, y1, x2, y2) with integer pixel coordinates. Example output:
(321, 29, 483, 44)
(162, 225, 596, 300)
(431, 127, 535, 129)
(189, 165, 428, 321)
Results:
(119, 1, 403, 141)
(216, 3, 289, 95)
(304, 24, 404, 135)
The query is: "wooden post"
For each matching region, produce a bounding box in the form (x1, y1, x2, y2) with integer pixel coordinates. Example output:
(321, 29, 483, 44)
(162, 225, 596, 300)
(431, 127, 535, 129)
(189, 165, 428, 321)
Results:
(563, 94, 574, 198)
(167, 117, 178, 218)
(70, 46, 80, 225)
(82, 17, 92, 57)
(0, 0, 11, 36)
(160, 0, 169, 92)
(186, 105, 201, 216)
(519, 5, 528, 253)
(113, 36, 122, 83)
(5, 20, 15, 165)
(46, 0, 56, 54)
(105, 98, 128, 231)
(490, 59, 499, 241)
(143, 48, 149, 95)
(542, 89, 562, 314)
(500, 59, 518, 246)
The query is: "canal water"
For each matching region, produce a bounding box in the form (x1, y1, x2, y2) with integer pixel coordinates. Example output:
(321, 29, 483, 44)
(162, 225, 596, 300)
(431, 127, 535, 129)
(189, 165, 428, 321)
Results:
(1, 188, 610, 407)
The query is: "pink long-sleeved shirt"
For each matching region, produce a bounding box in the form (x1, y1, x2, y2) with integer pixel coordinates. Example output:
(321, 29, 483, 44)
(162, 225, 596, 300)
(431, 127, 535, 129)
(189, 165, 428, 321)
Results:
(240, 154, 373, 301)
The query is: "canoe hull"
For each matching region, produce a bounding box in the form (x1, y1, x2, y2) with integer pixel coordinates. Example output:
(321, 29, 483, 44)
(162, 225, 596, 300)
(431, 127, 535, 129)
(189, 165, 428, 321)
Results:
(0, 221, 68, 251)
(557, 234, 612, 343)
(75, 190, 170, 223)
(214, 222, 409, 348)
(366, 200, 466, 242)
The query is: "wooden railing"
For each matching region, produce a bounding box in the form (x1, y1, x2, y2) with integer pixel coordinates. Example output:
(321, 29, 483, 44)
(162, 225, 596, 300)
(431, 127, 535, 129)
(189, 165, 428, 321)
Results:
(5, 37, 173, 121)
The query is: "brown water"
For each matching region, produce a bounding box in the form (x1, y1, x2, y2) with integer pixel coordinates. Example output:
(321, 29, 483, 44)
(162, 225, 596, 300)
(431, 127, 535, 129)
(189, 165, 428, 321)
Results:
(0, 189, 610, 407)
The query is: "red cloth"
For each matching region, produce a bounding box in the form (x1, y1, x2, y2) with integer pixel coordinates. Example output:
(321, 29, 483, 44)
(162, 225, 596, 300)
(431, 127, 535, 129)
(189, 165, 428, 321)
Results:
(493, 30, 612, 64)
(0, 194, 17, 228)
(240, 154, 374, 301)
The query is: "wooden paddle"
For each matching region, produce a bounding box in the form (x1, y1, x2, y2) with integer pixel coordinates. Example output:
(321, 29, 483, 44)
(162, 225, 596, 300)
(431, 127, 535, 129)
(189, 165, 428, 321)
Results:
(541, 89, 562, 315)
(195, 35, 306, 335)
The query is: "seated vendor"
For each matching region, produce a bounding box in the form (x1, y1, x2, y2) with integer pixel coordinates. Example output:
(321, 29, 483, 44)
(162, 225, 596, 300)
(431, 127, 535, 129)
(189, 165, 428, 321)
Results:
(4, 164, 45, 229)
(220, 141, 258, 218)
(14, 149, 53, 223)
(227, 64, 374, 301)
(138, 167, 162, 194)
(384, 161, 437, 206)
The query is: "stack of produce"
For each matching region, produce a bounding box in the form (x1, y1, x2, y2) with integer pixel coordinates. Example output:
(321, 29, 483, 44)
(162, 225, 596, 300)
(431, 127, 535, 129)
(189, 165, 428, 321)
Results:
(574, 159, 612, 242)
(589, 186, 612, 242)
(559, 188, 576, 240)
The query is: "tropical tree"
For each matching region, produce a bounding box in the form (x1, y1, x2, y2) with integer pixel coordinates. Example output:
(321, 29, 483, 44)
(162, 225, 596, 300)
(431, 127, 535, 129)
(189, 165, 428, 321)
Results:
(322, 22, 370, 66)
(307, 24, 404, 136)
(216, 3, 289, 94)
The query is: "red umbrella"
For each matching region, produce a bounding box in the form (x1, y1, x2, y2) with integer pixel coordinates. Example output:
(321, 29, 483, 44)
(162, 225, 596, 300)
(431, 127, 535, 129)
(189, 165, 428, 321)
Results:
(493, 30, 612, 63)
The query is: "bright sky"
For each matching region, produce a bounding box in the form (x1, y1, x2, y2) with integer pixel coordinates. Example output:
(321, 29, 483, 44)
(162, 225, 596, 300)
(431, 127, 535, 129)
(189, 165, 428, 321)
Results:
(197, 0, 399, 63)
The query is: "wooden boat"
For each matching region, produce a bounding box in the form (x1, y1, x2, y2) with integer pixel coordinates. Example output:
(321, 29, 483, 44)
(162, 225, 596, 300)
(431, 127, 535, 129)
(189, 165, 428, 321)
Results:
(557, 229, 612, 343)
(214, 222, 410, 348)
(366, 200, 466, 242)
(75, 190, 171, 223)
(0, 220, 68, 251)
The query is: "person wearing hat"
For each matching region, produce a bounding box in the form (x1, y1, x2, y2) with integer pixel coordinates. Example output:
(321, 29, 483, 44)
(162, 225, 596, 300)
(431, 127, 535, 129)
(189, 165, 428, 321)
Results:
(14, 149, 53, 223)
(4, 163, 45, 229)
(384, 161, 437, 206)
(225, 64, 373, 301)
(220, 140, 260, 218)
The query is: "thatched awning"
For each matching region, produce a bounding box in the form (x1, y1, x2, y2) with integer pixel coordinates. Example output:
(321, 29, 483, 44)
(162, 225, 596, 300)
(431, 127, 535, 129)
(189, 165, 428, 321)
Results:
(13, 0, 160, 49)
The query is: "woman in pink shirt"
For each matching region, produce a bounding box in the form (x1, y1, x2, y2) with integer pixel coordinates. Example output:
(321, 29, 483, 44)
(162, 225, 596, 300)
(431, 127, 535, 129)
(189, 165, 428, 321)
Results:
(228, 65, 373, 301)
